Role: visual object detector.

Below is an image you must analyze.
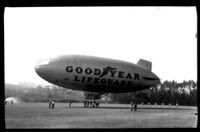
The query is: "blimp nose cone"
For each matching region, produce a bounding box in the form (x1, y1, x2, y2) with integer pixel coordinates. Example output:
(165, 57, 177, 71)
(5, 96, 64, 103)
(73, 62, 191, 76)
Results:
(34, 64, 44, 78)
(34, 65, 41, 76)
(34, 59, 50, 79)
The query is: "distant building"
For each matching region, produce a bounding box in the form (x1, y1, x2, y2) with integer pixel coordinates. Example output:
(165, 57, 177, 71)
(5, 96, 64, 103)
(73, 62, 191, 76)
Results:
(5, 97, 21, 104)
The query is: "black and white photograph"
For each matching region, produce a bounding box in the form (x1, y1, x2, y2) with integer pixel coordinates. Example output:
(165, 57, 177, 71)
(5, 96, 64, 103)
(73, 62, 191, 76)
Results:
(4, 6, 197, 128)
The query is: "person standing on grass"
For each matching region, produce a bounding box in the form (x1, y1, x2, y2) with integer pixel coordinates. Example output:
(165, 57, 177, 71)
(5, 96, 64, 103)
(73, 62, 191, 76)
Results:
(69, 100, 72, 108)
(49, 99, 52, 109)
(84, 101, 86, 108)
(134, 102, 137, 111)
(130, 100, 134, 111)
(51, 100, 55, 109)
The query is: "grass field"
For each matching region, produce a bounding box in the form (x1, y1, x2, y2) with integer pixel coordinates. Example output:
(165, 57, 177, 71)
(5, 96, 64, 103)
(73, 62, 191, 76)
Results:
(5, 103, 197, 128)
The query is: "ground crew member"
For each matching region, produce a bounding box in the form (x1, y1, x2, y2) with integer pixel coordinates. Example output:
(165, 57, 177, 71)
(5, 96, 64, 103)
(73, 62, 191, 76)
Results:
(90, 101, 92, 107)
(95, 101, 99, 108)
(51, 100, 55, 109)
(84, 101, 86, 108)
(134, 103, 137, 111)
(49, 99, 52, 109)
(130, 101, 134, 111)
(92, 101, 96, 108)
(69, 100, 72, 108)
(86, 101, 89, 108)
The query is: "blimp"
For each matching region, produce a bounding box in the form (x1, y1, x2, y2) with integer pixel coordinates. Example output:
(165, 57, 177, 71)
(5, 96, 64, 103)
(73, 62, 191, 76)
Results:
(34, 55, 160, 101)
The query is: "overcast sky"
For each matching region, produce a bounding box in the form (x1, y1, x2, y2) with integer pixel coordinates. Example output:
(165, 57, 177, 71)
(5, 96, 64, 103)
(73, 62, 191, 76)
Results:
(4, 7, 197, 85)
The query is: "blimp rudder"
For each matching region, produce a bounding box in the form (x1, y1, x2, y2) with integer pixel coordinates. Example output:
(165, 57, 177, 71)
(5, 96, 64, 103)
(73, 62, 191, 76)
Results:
(137, 59, 152, 71)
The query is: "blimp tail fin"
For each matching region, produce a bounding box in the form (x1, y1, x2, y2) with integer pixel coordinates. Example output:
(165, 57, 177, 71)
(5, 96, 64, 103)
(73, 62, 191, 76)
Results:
(137, 59, 152, 71)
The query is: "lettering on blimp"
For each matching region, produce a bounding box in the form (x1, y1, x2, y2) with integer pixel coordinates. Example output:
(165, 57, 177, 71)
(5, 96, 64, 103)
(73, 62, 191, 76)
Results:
(65, 66, 140, 86)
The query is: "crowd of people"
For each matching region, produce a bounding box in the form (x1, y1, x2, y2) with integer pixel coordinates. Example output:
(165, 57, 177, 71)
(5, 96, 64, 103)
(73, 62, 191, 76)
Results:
(5, 97, 137, 111)
(47, 98, 137, 111)
(83, 101, 99, 108)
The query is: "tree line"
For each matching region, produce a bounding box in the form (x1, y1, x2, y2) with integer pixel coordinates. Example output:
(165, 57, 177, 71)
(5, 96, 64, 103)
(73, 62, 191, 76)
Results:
(110, 80, 197, 106)
(5, 80, 197, 106)
(5, 84, 83, 103)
